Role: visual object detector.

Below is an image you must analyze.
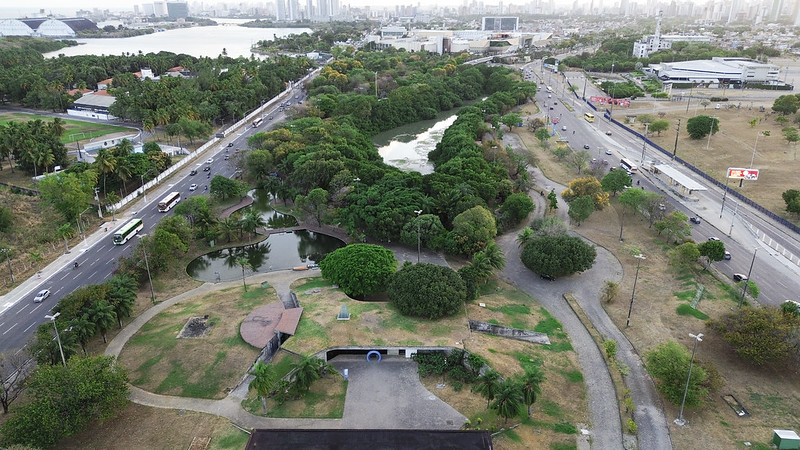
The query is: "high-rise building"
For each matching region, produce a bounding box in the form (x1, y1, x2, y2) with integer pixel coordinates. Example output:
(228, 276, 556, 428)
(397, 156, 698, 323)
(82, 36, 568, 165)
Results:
(330, 0, 339, 16)
(288, 0, 300, 20)
(167, 2, 189, 19)
(276, 0, 286, 20)
(319, 0, 330, 18)
(153, 1, 167, 16)
(306, 0, 315, 19)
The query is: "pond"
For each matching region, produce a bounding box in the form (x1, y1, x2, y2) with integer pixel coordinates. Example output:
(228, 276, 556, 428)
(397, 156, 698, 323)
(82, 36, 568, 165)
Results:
(373, 112, 459, 174)
(186, 230, 344, 282)
(243, 188, 298, 228)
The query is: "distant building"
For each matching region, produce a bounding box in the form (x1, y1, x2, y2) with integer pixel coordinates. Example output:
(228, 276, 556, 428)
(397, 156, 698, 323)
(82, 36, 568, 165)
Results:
(650, 57, 781, 86)
(482, 16, 518, 31)
(166, 2, 189, 19)
(632, 11, 710, 58)
(0, 17, 98, 37)
(68, 90, 116, 121)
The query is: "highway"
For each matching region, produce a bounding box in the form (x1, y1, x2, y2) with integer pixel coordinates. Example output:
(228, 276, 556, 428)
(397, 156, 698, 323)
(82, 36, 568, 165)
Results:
(0, 88, 306, 356)
(525, 61, 800, 307)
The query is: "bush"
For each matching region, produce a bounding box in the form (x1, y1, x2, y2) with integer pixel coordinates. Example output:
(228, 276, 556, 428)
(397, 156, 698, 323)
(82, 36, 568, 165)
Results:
(520, 235, 597, 279)
(387, 263, 466, 319)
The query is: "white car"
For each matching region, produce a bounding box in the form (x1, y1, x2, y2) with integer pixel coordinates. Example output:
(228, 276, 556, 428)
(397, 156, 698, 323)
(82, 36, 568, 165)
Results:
(206, 158, 213, 164)
(33, 289, 50, 303)
(605, 149, 613, 155)
(189, 183, 198, 191)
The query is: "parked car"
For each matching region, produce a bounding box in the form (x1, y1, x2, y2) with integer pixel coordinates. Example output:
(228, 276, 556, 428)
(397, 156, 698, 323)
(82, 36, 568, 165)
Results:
(540, 274, 556, 281)
(189, 183, 198, 191)
(689, 217, 701, 224)
(33, 289, 50, 303)
(733, 273, 748, 282)
(190, 169, 197, 176)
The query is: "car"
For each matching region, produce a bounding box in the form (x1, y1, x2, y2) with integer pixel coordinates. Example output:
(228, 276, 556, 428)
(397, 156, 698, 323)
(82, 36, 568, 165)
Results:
(605, 149, 613, 155)
(724, 251, 731, 260)
(715, 104, 721, 109)
(708, 236, 720, 241)
(733, 273, 748, 282)
(203, 166, 211, 172)
(553, 101, 557, 105)
(190, 169, 197, 176)
(539, 274, 556, 281)
(605, 130, 612, 136)
(224, 154, 229, 160)
(267, 116, 273, 120)
(189, 183, 198, 191)
(33, 289, 50, 303)
(562, 126, 567, 131)
(227, 143, 234, 147)
(689, 217, 701, 224)
(206, 158, 213, 164)
(583, 144, 590, 150)
(547, 94, 552, 98)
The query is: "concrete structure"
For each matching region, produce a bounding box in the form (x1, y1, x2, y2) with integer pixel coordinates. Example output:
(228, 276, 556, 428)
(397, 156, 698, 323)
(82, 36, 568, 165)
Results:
(653, 164, 707, 199)
(632, 11, 711, 58)
(0, 17, 98, 37)
(481, 16, 518, 31)
(368, 28, 545, 55)
(651, 57, 781, 87)
(166, 2, 189, 19)
(67, 91, 117, 121)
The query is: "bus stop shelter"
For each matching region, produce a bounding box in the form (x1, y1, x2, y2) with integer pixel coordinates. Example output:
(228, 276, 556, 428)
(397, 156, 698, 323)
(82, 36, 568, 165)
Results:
(653, 164, 707, 200)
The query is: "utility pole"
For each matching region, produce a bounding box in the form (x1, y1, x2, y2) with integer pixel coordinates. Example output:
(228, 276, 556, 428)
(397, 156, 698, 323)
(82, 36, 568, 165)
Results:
(672, 119, 681, 161)
(625, 254, 646, 327)
(640, 123, 650, 165)
(738, 248, 758, 308)
(414, 209, 423, 263)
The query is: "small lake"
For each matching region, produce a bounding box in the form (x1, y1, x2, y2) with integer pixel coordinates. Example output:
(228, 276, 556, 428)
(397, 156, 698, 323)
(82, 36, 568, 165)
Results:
(373, 111, 459, 174)
(186, 230, 344, 282)
(240, 188, 298, 228)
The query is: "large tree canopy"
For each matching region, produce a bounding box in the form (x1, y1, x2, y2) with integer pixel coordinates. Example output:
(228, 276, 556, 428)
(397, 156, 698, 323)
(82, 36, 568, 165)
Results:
(319, 244, 397, 298)
(387, 262, 467, 319)
(520, 235, 596, 279)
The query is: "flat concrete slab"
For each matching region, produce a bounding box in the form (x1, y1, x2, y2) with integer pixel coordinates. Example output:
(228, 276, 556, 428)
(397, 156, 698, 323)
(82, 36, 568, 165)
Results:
(330, 356, 466, 430)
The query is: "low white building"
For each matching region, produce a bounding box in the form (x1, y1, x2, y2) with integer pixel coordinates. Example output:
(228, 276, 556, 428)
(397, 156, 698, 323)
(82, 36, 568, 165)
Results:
(651, 57, 781, 86)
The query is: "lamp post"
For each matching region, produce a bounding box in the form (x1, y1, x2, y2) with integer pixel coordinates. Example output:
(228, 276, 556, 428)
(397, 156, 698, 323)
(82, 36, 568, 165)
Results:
(78, 206, 91, 248)
(138, 234, 156, 305)
(672, 119, 681, 161)
(625, 254, 646, 328)
(1, 248, 13, 283)
(640, 123, 650, 165)
(674, 332, 703, 426)
(720, 173, 731, 218)
(140, 168, 155, 203)
(414, 209, 423, 263)
(705, 117, 718, 150)
(45, 313, 67, 367)
(738, 248, 758, 309)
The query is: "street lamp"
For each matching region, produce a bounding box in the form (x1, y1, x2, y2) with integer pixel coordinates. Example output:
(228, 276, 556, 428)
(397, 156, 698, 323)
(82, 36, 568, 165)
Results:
(640, 123, 650, 166)
(140, 168, 156, 203)
(672, 119, 681, 161)
(138, 234, 156, 305)
(0, 248, 13, 283)
(625, 254, 646, 328)
(45, 313, 67, 367)
(78, 206, 91, 248)
(414, 209, 423, 263)
(738, 248, 758, 309)
(674, 332, 703, 426)
(705, 117, 718, 150)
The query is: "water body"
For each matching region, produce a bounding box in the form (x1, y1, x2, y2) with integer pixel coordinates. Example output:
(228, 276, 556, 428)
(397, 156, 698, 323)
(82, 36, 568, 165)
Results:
(43, 23, 310, 59)
(241, 188, 298, 229)
(372, 109, 463, 174)
(186, 230, 344, 282)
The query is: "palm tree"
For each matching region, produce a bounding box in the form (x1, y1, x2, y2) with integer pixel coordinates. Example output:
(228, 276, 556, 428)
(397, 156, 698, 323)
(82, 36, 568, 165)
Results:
(241, 210, 266, 240)
(519, 366, 545, 417)
(491, 380, 524, 424)
(88, 300, 117, 343)
(481, 242, 506, 270)
(292, 356, 322, 392)
(70, 313, 96, 355)
(49, 117, 65, 137)
(237, 257, 251, 291)
(249, 361, 277, 414)
(473, 370, 502, 408)
(107, 286, 135, 328)
(516, 227, 534, 248)
(56, 223, 74, 254)
(95, 148, 117, 196)
(219, 217, 240, 243)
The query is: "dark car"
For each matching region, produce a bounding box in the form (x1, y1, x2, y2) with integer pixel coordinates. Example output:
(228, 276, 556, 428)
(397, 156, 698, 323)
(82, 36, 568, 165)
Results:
(540, 274, 556, 281)
(190, 169, 197, 176)
(583, 144, 590, 150)
(733, 273, 748, 282)
(203, 166, 211, 172)
(227, 143, 234, 147)
(689, 217, 701, 224)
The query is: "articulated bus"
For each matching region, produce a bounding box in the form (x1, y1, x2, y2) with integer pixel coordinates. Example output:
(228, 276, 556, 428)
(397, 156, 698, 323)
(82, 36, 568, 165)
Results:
(113, 218, 144, 245)
(584, 112, 595, 123)
(620, 158, 638, 173)
(252, 117, 263, 128)
(157, 191, 181, 212)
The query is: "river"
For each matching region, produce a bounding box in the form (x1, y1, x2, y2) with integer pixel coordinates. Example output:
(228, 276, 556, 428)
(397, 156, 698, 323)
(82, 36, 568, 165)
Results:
(373, 110, 460, 174)
(43, 20, 310, 59)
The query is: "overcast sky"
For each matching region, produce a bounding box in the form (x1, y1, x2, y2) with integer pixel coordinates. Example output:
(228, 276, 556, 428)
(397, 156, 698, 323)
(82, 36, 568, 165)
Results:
(2, 1, 470, 12)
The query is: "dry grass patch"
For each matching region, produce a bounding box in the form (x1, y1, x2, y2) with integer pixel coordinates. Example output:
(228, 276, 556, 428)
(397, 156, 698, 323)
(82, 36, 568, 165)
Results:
(118, 285, 273, 399)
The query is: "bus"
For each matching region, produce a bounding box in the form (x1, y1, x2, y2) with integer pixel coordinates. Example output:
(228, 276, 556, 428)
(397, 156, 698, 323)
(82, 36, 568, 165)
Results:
(252, 117, 263, 128)
(584, 112, 595, 123)
(113, 218, 144, 245)
(620, 158, 638, 173)
(157, 191, 181, 212)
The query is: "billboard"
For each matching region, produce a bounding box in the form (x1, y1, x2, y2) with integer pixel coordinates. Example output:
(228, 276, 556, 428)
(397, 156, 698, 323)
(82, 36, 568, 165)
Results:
(727, 168, 759, 180)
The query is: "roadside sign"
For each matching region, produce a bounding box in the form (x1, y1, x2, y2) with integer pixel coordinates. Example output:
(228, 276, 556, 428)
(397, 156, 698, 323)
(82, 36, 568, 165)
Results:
(727, 168, 759, 181)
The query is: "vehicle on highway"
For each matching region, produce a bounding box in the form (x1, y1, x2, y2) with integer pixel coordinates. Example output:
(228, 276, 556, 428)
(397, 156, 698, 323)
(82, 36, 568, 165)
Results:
(733, 273, 748, 282)
(549, 107, 554, 110)
(584, 112, 595, 123)
(224, 154, 229, 160)
(252, 117, 263, 128)
(227, 143, 234, 147)
(606, 130, 612, 136)
(620, 158, 638, 173)
(157, 191, 181, 212)
(562, 125, 567, 131)
(190, 169, 197, 176)
(583, 144, 590, 150)
(605, 149, 613, 155)
(189, 184, 198, 191)
(690, 217, 701, 224)
(203, 166, 211, 172)
(206, 158, 213, 164)
(708, 236, 720, 241)
(724, 251, 731, 260)
(113, 218, 144, 245)
(33, 289, 50, 303)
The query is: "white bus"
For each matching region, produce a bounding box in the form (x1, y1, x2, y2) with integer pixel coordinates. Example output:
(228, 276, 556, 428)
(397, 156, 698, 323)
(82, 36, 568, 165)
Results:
(157, 191, 181, 212)
(252, 117, 263, 128)
(113, 218, 144, 245)
(620, 158, 638, 173)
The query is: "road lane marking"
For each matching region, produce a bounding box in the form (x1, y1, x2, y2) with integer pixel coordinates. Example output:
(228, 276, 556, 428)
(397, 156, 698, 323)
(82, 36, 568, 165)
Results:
(23, 322, 36, 333)
(17, 304, 29, 313)
(2, 323, 17, 335)
(31, 304, 43, 315)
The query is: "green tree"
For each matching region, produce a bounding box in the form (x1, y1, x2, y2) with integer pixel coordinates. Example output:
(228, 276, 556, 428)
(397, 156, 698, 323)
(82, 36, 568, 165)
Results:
(601, 168, 632, 196)
(295, 187, 329, 225)
(500, 113, 522, 130)
(56, 223, 74, 254)
(644, 341, 709, 407)
(69, 313, 96, 355)
(781, 126, 800, 149)
(210, 175, 248, 200)
(0, 206, 11, 233)
(319, 244, 397, 298)
(174, 195, 211, 228)
(653, 211, 691, 244)
(521, 235, 597, 279)
(88, 300, 116, 343)
(783, 189, 800, 215)
(709, 306, 799, 367)
(292, 356, 323, 393)
(388, 262, 466, 319)
(498, 192, 534, 228)
(0, 351, 28, 414)
(686, 115, 719, 140)
(697, 240, 726, 269)
(535, 127, 551, 144)
(449, 205, 497, 255)
(249, 361, 277, 414)
(0, 355, 129, 449)
(237, 257, 251, 292)
(516, 227, 535, 248)
(561, 176, 610, 209)
(94, 148, 117, 196)
(547, 189, 558, 210)
(38, 170, 97, 222)
(241, 210, 266, 240)
(473, 369, 502, 408)
(568, 195, 595, 226)
(492, 379, 524, 424)
(668, 242, 700, 270)
(772, 94, 800, 115)
(519, 366, 545, 417)
(649, 119, 670, 136)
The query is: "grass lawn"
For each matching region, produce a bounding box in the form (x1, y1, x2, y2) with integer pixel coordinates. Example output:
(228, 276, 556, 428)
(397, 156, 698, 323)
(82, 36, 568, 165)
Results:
(519, 108, 800, 449)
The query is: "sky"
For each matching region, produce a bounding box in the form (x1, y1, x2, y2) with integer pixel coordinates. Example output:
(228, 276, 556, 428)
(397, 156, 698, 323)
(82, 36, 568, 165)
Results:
(1, 1, 469, 12)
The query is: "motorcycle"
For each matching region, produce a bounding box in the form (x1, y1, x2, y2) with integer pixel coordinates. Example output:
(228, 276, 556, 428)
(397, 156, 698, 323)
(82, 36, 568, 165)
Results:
(73, 262, 80, 269)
